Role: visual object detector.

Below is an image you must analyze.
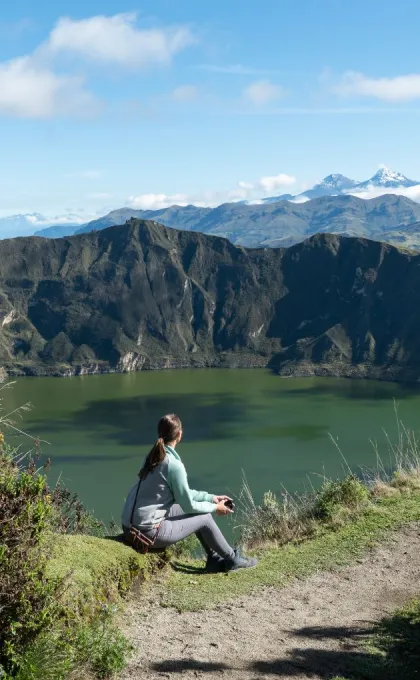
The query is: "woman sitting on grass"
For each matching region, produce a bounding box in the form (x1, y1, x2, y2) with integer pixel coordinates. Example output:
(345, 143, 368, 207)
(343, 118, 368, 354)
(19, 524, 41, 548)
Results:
(121, 413, 257, 572)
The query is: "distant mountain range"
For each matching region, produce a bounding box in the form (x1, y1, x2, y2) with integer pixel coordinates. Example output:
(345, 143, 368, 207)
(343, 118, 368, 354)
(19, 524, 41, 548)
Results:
(260, 167, 420, 204)
(1, 166, 419, 248)
(32, 194, 420, 250)
(261, 173, 358, 203)
(33, 224, 80, 238)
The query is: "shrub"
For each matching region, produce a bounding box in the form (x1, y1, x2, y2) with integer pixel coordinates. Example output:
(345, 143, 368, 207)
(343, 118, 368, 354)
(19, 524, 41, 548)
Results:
(12, 613, 132, 680)
(0, 381, 135, 678)
(0, 443, 59, 670)
(50, 482, 114, 537)
(390, 470, 420, 493)
(313, 475, 370, 523)
(236, 476, 317, 548)
(12, 631, 73, 680)
(71, 615, 132, 678)
(237, 475, 377, 549)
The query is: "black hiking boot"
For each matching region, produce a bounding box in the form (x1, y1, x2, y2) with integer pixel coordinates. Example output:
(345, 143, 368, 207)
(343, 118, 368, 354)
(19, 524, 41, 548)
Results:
(223, 549, 258, 572)
(205, 552, 226, 573)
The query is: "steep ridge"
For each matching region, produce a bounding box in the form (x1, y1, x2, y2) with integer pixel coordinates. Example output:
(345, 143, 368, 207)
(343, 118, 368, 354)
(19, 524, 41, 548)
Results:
(1, 219, 420, 381)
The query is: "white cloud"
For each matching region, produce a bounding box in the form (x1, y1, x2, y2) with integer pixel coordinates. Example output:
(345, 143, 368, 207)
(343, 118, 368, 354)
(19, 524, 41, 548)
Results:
(127, 193, 189, 210)
(127, 172, 297, 209)
(226, 190, 249, 202)
(258, 173, 296, 194)
(25, 214, 49, 225)
(223, 180, 256, 202)
(347, 184, 420, 202)
(334, 71, 420, 102)
(125, 181, 420, 216)
(243, 79, 285, 106)
(171, 85, 199, 102)
(0, 55, 97, 118)
(48, 13, 195, 68)
(29, 212, 87, 225)
(291, 195, 310, 204)
(0, 13, 195, 120)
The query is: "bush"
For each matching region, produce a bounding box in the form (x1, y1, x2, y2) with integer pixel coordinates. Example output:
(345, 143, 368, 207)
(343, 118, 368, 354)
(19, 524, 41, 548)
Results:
(0, 381, 136, 679)
(12, 613, 132, 680)
(0, 441, 138, 677)
(237, 476, 372, 549)
(236, 476, 317, 548)
(71, 616, 132, 678)
(0, 442, 59, 670)
(50, 482, 115, 537)
(313, 475, 370, 523)
(12, 631, 73, 680)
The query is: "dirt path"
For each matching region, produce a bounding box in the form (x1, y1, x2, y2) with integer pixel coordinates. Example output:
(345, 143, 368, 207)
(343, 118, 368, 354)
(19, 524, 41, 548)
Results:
(119, 524, 420, 680)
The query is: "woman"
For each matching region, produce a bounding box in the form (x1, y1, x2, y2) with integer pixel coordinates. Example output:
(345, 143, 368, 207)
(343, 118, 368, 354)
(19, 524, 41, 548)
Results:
(121, 413, 257, 572)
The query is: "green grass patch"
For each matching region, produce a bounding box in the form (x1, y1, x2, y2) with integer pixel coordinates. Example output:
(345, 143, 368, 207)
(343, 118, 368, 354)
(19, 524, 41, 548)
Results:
(329, 599, 420, 680)
(364, 598, 420, 679)
(46, 534, 154, 618)
(161, 494, 420, 611)
(12, 615, 132, 680)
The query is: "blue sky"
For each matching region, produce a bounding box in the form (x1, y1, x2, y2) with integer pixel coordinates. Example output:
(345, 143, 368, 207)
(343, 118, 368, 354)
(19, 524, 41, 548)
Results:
(1, 0, 420, 224)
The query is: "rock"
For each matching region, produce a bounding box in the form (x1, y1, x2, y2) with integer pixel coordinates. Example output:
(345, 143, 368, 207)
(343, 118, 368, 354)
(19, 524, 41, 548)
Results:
(1, 220, 420, 381)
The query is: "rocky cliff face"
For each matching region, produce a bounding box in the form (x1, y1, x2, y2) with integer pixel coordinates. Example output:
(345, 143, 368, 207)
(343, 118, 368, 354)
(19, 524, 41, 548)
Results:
(1, 219, 420, 381)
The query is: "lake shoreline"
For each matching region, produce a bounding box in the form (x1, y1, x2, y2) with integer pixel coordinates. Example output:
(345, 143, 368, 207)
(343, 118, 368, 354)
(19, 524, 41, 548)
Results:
(3, 353, 420, 385)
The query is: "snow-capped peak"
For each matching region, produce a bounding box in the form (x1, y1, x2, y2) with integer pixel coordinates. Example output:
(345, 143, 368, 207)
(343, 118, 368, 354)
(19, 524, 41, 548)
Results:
(318, 174, 358, 189)
(372, 167, 407, 184)
(360, 166, 419, 189)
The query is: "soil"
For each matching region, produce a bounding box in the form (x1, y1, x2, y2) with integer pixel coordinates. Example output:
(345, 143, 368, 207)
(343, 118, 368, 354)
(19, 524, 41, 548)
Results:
(119, 523, 420, 680)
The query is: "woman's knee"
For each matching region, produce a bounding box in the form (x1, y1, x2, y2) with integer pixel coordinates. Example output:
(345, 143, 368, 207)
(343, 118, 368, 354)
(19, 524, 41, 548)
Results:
(200, 513, 217, 530)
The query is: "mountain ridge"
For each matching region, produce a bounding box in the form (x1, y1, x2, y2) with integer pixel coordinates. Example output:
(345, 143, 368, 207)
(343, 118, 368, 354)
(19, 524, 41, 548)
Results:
(0, 166, 412, 242)
(74, 193, 420, 248)
(28, 192, 420, 251)
(1, 220, 420, 382)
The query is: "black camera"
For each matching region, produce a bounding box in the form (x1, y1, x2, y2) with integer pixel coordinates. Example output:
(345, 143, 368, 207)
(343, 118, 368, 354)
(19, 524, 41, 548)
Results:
(224, 499, 234, 510)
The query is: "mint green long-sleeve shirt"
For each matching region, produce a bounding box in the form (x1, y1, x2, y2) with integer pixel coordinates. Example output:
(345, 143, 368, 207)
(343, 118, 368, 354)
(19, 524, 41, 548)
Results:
(121, 445, 216, 530)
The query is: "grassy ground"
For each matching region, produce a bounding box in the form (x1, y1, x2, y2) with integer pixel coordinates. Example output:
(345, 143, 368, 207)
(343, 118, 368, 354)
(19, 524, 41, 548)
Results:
(160, 493, 420, 611)
(46, 535, 154, 618)
(331, 599, 420, 680)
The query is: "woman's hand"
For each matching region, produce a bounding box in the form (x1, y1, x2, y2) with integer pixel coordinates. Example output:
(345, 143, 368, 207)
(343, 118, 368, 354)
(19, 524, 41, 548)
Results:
(213, 494, 232, 504)
(216, 500, 233, 516)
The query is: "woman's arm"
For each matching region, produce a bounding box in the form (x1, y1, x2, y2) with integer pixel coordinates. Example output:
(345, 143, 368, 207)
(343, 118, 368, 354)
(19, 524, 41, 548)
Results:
(168, 459, 216, 514)
(189, 488, 214, 502)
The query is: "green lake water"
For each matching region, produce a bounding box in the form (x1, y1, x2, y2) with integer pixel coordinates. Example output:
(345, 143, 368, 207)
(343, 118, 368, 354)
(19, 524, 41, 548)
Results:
(4, 370, 420, 532)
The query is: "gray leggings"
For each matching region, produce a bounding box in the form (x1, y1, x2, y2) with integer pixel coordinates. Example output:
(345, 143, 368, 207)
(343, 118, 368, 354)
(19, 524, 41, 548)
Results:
(150, 504, 235, 559)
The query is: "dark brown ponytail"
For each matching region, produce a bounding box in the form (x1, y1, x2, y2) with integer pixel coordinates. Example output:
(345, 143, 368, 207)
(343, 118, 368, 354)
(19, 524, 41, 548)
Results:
(139, 414, 182, 480)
